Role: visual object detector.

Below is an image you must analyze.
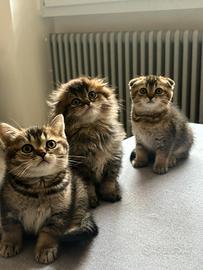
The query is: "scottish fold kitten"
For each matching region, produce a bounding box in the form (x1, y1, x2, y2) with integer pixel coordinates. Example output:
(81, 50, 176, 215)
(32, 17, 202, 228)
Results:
(0, 139, 6, 188)
(0, 114, 97, 264)
(48, 77, 125, 208)
(129, 75, 193, 174)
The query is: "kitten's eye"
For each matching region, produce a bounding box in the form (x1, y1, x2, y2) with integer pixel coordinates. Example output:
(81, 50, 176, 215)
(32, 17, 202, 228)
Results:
(155, 88, 163, 95)
(22, 144, 33, 154)
(139, 88, 147, 95)
(88, 91, 97, 100)
(46, 140, 57, 149)
(71, 98, 81, 106)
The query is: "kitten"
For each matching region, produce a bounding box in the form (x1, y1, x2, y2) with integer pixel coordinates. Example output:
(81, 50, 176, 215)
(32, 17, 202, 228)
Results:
(48, 77, 126, 208)
(0, 139, 6, 188)
(129, 75, 193, 174)
(0, 114, 97, 264)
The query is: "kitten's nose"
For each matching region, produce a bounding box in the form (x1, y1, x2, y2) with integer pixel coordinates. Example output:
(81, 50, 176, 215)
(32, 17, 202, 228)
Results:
(148, 96, 154, 101)
(38, 151, 46, 159)
(84, 100, 90, 106)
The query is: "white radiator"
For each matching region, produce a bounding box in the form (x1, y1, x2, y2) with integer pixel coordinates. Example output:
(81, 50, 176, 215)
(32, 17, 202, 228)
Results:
(50, 30, 203, 136)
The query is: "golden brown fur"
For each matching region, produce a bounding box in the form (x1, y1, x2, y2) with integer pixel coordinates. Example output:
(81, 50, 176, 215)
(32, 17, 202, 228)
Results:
(129, 75, 193, 174)
(48, 77, 125, 208)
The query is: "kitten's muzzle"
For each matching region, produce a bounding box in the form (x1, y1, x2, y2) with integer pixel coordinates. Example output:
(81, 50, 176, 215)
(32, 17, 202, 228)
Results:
(83, 103, 93, 111)
(37, 151, 46, 158)
(147, 96, 155, 103)
(38, 156, 49, 166)
(84, 100, 90, 106)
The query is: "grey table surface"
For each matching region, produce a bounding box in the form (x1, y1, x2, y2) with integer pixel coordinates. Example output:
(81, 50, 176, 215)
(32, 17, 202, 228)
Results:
(0, 123, 202, 270)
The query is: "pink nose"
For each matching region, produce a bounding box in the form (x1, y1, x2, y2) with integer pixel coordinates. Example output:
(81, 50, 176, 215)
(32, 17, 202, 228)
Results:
(84, 104, 91, 109)
(38, 151, 46, 158)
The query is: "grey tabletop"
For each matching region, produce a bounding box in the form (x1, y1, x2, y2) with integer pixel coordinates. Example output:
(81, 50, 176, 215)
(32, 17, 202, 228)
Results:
(0, 123, 203, 270)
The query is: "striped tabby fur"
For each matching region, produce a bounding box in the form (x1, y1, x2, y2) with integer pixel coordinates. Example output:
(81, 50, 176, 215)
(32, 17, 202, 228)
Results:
(129, 75, 193, 174)
(48, 77, 126, 208)
(0, 114, 97, 264)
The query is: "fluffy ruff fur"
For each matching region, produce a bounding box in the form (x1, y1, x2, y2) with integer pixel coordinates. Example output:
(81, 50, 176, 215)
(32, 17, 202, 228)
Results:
(48, 77, 126, 208)
(0, 115, 97, 264)
(129, 75, 193, 174)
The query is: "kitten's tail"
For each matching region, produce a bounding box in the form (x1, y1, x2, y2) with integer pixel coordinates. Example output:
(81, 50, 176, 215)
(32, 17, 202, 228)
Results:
(62, 213, 98, 242)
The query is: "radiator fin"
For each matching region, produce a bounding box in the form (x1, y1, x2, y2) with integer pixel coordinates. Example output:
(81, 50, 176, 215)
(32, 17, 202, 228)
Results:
(50, 30, 203, 136)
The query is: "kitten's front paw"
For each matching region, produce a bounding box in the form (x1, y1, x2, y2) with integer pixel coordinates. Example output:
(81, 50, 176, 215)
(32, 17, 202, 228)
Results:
(169, 156, 177, 168)
(89, 196, 100, 208)
(99, 184, 121, 202)
(153, 164, 168, 174)
(132, 159, 148, 168)
(0, 241, 21, 257)
(35, 246, 58, 264)
(100, 190, 121, 202)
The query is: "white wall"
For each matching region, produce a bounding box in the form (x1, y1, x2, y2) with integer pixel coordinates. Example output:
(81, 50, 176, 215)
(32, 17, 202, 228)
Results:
(0, 0, 53, 126)
(53, 8, 203, 33)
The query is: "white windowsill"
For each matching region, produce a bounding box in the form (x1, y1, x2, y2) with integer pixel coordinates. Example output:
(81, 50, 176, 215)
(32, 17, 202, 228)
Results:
(41, 0, 203, 17)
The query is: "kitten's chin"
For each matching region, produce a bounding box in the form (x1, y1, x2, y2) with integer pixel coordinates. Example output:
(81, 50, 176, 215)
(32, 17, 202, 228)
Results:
(134, 100, 167, 114)
(26, 164, 67, 177)
(20, 159, 68, 178)
(80, 109, 99, 124)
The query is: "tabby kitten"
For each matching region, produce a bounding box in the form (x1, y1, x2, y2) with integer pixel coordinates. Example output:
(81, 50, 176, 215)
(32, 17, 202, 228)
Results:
(129, 75, 193, 174)
(0, 114, 97, 264)
(48, 77, 125, 208)
(0, 139, 6, 188)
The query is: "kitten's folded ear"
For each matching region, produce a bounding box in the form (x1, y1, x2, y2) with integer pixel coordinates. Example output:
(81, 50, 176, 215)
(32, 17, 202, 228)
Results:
(128, 77, 144, 89)
(0, 123, 19, 145)
(166, 77, 175, 90)
(50, 114, 66, 138)
(128, 78, 138, 89)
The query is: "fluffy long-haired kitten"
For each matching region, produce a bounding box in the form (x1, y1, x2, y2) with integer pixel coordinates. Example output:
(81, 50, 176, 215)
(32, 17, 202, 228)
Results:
(0, 138, 6, 188)
(0, 114, 97, 264)
(48, 77, 125, 208)
(129, 75, 193, 174)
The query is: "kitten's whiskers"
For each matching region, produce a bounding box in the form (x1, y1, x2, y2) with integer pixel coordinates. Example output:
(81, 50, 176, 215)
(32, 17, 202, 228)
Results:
(18, 162, 33, 178)
(69, 159, 81, 165)
(9, 160, 30, 175)
(69, 155, 86, 159)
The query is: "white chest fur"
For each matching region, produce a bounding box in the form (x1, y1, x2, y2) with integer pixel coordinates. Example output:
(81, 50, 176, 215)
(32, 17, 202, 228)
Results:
(13, 180, 72, 234)
(93, 147, 113, 181)
(93, 152, 107, 180)
(132, 122, 157, 151)
(20, 202, 51, 234)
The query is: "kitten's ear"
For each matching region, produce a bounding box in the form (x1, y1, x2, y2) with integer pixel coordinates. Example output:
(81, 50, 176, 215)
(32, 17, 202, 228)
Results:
(50, 114, 66, 137)
(166, 77, 175, 90)
(47, 83, 68, 118)
(128, 78, 138, 89)
(0, 123, 19, 145)
(128, 77, 144, 89)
